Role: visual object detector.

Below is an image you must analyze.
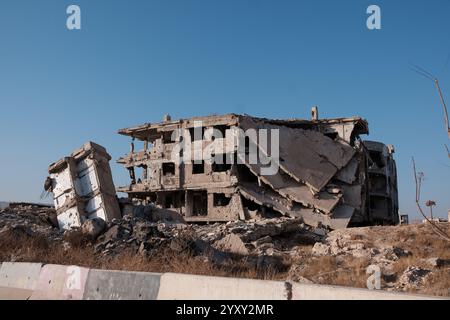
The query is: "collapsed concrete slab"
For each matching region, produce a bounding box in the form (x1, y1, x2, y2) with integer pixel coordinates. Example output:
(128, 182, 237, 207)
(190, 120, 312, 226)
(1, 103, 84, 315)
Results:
(47, 142, 121, 230)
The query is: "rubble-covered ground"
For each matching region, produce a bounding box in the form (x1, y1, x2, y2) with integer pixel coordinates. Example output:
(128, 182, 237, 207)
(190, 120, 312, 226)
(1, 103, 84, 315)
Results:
(0, 203, 449, 297)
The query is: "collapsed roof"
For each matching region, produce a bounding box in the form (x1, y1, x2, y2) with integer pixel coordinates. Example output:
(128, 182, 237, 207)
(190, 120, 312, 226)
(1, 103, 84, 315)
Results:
(116, 112, 398, 230)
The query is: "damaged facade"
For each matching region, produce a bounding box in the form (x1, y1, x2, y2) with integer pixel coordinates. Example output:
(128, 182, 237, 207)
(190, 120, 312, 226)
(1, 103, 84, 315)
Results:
(116, 110, 400, 230)
(47, 142, 122, 229)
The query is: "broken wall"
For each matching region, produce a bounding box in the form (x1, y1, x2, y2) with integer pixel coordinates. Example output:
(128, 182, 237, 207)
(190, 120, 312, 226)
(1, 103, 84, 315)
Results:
(48, 142, 122, 230)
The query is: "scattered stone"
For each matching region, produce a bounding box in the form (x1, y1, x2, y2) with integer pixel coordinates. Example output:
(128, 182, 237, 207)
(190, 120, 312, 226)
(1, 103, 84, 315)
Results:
(398, 266, 432, 289)
(253, 235, 272, 246)
(351, 248, 371, 259)
(170, 236, 195, 253)
(101, 225, 126, 242)
(426, 257, 450, 268)
(133, 221, 163, 242)
(81, 218, 107, 240)
(294, 276, 314, 284)
(214, 233, 249, 255)
(311, 242, 331, 256)
(393, 247, 411, 258)
(313, 228, 328, 237)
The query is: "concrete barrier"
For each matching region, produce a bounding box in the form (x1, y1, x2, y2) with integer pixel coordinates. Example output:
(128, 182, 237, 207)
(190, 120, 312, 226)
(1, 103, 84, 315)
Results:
(0, 262, 445, 300)
(157, 273, 288, 300)
(0, 286, 34, 300)
(0, 262, 42, 291)
(30, 264, 89, 300)
(289, 282, 439, 300)
(83, 269, 161, 300)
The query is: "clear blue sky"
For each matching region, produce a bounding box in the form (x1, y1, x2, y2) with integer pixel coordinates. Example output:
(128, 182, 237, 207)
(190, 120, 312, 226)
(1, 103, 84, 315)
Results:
(0, 0, 449, 219)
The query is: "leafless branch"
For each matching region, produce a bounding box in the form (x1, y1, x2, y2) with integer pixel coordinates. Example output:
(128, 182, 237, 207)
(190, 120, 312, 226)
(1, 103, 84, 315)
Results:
(412, 157, 450, 241)
(434, 79, 450, 139)
(410, 64, 450, 139)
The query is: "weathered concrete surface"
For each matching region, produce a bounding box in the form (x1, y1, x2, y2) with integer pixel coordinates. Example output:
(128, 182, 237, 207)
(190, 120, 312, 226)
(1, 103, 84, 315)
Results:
(157, 273, 288, 300)
(239, 117, 355, 192)
(335, 157, 359, 184)
(290, 282, 439, 300)
(30, 264, 89, 300)
(83, 269, 161, 300)
(47, 142, 122, 230)
(0, 263, 445, 300)
(0, 286, 33, 300)
(0, 262, 42, 291)
(240, 154, 341, 213)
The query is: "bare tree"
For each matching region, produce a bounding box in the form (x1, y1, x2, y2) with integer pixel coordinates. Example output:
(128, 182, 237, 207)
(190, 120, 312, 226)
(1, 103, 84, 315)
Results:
(410, 64, 450, 139)
(412, 157, 450, 241)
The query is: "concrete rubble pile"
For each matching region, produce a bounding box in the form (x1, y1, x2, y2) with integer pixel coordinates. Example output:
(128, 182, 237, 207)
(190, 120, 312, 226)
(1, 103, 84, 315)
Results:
(0, 202, 318, 271)
(0, 203, 61, 242)
(80, 214, 323, 271)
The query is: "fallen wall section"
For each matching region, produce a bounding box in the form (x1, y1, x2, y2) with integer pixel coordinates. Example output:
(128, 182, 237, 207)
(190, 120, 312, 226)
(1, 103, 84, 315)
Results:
(47, 142, 121, 230)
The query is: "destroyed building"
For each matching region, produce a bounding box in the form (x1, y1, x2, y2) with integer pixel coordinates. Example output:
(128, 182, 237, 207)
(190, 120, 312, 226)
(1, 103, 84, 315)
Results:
(364, 141, 399, 225)
(47, 142, 122, 230)
(116, 110, 400, 230)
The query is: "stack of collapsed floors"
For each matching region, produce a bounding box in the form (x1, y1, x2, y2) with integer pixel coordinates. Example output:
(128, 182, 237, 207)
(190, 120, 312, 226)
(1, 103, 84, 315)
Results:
(117, 114, 399, 230)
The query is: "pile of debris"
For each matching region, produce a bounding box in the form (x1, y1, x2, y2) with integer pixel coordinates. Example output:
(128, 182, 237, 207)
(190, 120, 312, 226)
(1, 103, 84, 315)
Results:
(0, 201, 320, 272)
(72, 211, 322, 271)
(1, 202, 449, 296)
(0, 202, 60, 242)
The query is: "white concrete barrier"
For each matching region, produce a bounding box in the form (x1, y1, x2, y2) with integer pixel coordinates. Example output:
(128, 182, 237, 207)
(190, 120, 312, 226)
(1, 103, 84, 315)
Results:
(289, 282, 439, 300)
(83, 269, 161, 300)
(0, 286, 33, 300)
(0, 262, 445, 300)
(0, 262, 42, 291)
(30, 264, 89, 300)
(157, 273, 288, 300)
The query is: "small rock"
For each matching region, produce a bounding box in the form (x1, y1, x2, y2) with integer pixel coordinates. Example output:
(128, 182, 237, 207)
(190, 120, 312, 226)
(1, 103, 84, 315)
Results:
(351, 248, 371, 259)
(214, 233, 249, 255)
(102, 224, 126, 242)
(313, 228, 327, 237)
(393, 247, 411, 258)
(295, 276, 314, 284)
(257, 242, 275, 251)
(398, 266, 432, 288)
(426, 257, 450, 268)
(253, 235, 272, 246)
(349, 243, 365, 250)
(312, 242, 331, 256)
(133, 221, 163, 242)
(81, 218, 106, 240)
(170, 236, 195, 253)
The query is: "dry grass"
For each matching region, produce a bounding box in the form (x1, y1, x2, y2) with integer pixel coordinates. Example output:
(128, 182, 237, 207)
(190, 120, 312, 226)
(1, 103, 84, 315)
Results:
(297, 255, 370, 288)
(387, 223, 450, 259)
(0, 229, 287, 281)
(423, 269, 450, 296)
